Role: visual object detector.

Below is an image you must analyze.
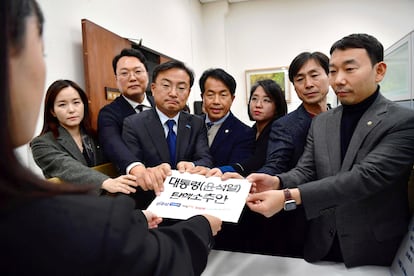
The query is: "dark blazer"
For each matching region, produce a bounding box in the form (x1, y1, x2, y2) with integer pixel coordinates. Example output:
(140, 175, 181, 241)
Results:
(122, 109, 213, 208)
(208, 112, 255, 167)
(279, 93, 414, 267)
(232, 121, 273, 176)
(31, 126, 107, 193)
(0, 194, 213, 275)
(259, 104, 312, 175)
(97, 95, 155, 174)
(122, 109, 213, 168)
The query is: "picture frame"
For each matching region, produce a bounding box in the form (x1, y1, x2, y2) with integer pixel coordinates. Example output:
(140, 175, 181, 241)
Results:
(245, 67, 291, 103)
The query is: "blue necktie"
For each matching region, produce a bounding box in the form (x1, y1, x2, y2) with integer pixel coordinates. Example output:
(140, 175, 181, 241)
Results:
(166, 120, 177, 168)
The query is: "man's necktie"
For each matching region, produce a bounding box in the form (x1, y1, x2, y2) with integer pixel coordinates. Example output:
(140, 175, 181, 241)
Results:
(166, 120, 177, 168)
(206, 122, 214, 130)
(136, 104, 144, 113)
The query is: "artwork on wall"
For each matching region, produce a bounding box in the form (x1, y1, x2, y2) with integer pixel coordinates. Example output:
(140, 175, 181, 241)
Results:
(245, 67, 290, 103)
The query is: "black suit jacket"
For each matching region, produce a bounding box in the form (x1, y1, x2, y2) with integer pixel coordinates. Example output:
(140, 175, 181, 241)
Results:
(0, 194, 213, 275)
(122, 109, 212, 169)
(98, 95, 154, 174)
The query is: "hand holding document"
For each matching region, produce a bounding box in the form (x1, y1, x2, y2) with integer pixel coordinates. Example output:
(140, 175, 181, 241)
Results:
(147, 170, 251, 223)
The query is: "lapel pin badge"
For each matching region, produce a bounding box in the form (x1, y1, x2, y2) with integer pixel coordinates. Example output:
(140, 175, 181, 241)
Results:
(225, 129, 229, 133)
(185, 124, 191, 129)
(367, 121, 373, 126)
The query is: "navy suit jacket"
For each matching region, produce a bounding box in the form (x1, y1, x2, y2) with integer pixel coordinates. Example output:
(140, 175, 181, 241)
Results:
(97, 95, 154, 174)
(259, 104, 312, 175)
(208, 112, 255, 167)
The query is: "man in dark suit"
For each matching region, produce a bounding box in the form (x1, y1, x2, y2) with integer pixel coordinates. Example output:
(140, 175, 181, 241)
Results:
(198, 68, 255, 250)
(248, 52, 331, 257)
(199, 68, 255, 171)
(98, 48, 154, 175)
(246, 34, 414, 267)
(122, 60, 213, 209)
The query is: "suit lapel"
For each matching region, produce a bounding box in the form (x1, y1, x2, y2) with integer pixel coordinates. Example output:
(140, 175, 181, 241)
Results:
(341, 96, 387, 170)
(145, 110, 170, 162)
(327, 108, 342, 174)
(176, 112, 192, 161)
(210, 113, 233, 151)
(56, 127, 87, 165)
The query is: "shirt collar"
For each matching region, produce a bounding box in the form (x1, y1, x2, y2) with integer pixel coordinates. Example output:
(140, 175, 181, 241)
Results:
(156, 107, 180, 126)
(122, 94, 152, 109)
(206, 112, 230, 125)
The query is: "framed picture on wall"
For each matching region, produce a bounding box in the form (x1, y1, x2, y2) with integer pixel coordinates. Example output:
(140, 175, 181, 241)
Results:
(245, 67, 290, 103)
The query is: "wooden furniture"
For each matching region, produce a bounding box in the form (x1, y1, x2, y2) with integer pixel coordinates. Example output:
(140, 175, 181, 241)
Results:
(81, 19, 173, 132)
(47, 162, 119, 184)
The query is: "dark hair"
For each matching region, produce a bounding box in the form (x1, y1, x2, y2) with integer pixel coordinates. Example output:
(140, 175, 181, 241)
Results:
(152, 60, 195, 87)
(199, 68, 236, 96)
(248, 79, 287, 121)
(39, 80, 95, 139)
(1, 0, 90, 208)
(329, 33, 384, 66)
(112, 48, 148, 74)
(288, 52, 329, 83)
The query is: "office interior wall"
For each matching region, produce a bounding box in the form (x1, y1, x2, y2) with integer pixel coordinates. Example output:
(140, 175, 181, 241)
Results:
(21, 0, 414, 172)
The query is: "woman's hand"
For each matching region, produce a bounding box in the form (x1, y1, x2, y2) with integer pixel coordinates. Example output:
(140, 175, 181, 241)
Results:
(101, 174, 137, 194)
(142, 210, 163, 229)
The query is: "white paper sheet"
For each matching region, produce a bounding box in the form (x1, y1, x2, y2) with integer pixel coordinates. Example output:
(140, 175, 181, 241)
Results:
(147, 170, 251, 223)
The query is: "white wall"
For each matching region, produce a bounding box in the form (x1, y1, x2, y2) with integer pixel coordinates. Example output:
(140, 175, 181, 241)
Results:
(205, 0, 414, 123)
(23, 0, 414, 173)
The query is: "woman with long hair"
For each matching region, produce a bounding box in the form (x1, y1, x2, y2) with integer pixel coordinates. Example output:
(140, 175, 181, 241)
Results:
(31, 79, 137, 195)
(0, 1, 221, 274)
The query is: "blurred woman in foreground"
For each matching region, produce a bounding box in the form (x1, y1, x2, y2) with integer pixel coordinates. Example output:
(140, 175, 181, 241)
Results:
(0, 1, 221, 275)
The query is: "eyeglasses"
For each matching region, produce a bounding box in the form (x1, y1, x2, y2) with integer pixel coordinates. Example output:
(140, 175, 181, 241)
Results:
(250, 96, 273, 104)
(156, 81, 189, 94)
(117, 69, 147, 79)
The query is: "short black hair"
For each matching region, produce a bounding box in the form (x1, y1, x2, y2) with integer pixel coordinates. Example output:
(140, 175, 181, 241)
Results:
(248, 79, 287, 121)
(199, 68, 236, 96)
(288, 52, 329, 83)
(112, 48, 148, 74)
(152, 60, 194, 87)
(330, 33, 384, 66)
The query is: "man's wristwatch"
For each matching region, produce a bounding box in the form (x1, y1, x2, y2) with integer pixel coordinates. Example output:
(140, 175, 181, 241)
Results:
(283, 189, 297, 211)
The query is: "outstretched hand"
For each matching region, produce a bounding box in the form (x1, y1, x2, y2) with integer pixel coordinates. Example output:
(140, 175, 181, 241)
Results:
(142, 210, 163, 229)
(246, 190, 284, 218)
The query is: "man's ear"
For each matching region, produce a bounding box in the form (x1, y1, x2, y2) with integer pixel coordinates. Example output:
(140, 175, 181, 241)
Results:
(375, 61, 387, 83)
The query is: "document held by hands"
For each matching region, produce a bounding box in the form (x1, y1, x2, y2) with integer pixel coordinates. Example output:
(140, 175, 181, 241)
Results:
(147, 170, 251, 223)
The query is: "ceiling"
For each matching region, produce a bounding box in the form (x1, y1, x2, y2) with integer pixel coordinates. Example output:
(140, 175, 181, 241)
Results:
(199, 0, 250, 3)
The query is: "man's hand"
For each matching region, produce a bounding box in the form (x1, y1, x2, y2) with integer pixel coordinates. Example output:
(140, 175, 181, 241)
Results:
(130, 163, 171, 196)
(246, 190, 284, 218)
(246, 173, 280, 193)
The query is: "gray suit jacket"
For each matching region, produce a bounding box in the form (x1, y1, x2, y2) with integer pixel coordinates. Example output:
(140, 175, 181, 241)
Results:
(31, 127, 108, 193)
(278, 93, 414, 267)
(122, 109, 213, 169)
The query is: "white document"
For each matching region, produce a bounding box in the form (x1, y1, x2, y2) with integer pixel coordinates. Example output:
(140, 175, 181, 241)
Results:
(147, 170, 251, 223)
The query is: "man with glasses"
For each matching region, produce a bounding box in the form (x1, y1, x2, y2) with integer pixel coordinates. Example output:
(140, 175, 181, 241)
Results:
(122, 60, 213, 209)
(98, 48, 155, 179)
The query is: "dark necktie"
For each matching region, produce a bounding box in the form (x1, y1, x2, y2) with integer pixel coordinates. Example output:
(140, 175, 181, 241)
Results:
(206, 122, 214, 130)
(166, 120, 177, 167)
(136, 104, 144, 113)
